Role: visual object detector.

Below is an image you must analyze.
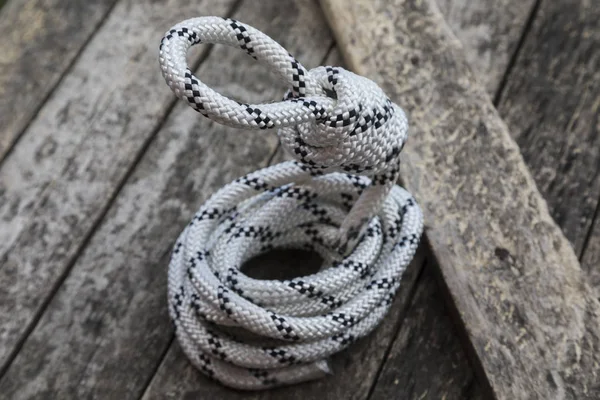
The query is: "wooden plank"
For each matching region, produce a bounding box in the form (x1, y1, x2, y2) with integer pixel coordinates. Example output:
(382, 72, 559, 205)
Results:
(368, 1, 539, 397)
(369, 263, 485, 400)
(0, 0, 117, 161)
(0, 1, 337, 398)
(0, 0, 237, 374)
(436, 0, 536, 95)
(496, 0, 600, 257)
(438, 0, 600, 297)
(437, 0, 600, 394)
(320, 0, 600, 399)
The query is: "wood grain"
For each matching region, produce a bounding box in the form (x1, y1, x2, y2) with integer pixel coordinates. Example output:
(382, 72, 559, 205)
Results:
(321, 0, 600, 398)
(440, 0, 600, 392)
(0, 0, 236, 375)
(369, 263, 485, 400)
(0, 1, 336, 398)
(370, 1, 540, 397)
(436, 0, 536, 95)
(0, 0, 117, 162)
(496, 0, 600, 258)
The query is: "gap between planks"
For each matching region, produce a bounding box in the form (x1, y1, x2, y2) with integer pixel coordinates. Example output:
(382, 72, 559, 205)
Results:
(491, 0, 541, 106)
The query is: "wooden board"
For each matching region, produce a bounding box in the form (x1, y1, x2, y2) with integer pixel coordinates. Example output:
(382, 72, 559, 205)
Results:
(0, 0, 237, 376)
(0, 0, 117, 161)
(436, 0, 536, 95)
(496, 0, 600, 258)
(377, 0, 538, 397)
(438, 0, 600, 292)
(440, 1, 600, 394)
(438, 0, 600, 299)
(320, 0, 600, 398)
(0, 1, 337, 398)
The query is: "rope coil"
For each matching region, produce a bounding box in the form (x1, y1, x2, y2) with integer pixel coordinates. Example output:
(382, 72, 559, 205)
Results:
(159, 16, 423, 390)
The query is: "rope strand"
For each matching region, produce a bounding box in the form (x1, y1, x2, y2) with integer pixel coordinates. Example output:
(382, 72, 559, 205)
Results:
(159, 16, 423, 390)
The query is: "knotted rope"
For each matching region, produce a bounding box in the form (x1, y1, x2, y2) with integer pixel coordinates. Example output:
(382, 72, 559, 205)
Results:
(159, 16, 423, 390)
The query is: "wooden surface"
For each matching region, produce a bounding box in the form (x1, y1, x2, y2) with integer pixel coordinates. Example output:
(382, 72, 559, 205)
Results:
(497, 0, 600, 257)
(1, 0, 599, 398)
(321, 0, 600, 399)
(384, 1, 538, 398)
(0, 0, 117, 162)
(0, 0, 236, 376)
(584, 216, 600, 297)
(436, 0, 536, 95)
(0, 0, 333, 398)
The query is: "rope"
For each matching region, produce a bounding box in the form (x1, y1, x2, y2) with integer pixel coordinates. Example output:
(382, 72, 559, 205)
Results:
(159, 16, 423, 390)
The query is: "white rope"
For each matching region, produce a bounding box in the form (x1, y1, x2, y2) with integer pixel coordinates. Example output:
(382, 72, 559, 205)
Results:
(159, 16, 423, 390)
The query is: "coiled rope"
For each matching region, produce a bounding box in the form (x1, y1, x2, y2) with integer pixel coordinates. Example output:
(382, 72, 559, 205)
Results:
(159, 16, 423, 390)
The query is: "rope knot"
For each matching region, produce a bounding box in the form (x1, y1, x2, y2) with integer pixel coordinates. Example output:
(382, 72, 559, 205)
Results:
(158, 16, 423, 390)
(279, 66, 408, 177)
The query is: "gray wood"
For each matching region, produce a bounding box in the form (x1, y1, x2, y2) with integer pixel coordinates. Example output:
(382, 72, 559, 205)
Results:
(369, 263, 485, 400)
(436, 0, 536, 95)
(438, 0, 600, 394)
(496, 0, 600, 258)
(368, 1, 540, 397)
(438, 0, 600, 301)
(0, 1, 336, 398)
(3, 0, 596, 398)
(321, 0, 600, 399)
(0, 0, 236, 375)
(0, 0, 117, 162)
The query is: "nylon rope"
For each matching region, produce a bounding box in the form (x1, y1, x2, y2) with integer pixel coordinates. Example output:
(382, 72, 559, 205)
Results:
(159, 16, 423, 390)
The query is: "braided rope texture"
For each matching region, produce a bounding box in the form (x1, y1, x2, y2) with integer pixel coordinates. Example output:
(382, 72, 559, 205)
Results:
(159, 16, 423, 390)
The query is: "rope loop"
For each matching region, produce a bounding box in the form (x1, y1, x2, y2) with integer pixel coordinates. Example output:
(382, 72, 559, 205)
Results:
(159, 16, 423, 390)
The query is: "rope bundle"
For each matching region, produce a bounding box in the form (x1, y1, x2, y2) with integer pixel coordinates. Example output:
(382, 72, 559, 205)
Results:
(159, 16, 423, 390)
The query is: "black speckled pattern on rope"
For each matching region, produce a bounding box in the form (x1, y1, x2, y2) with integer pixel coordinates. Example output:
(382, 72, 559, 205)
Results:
(159, 16, 423, 390)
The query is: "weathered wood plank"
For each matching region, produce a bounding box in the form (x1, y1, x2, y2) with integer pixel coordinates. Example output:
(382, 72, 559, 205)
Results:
(496, 0, 600, 258)
(436, 0, 600, 394)
(141, 138, 426, 400)
(321, 0, 600, 398)
(436, 0, 536, 95)
(438, 0, 600, 276)
(0, 0, 237, 374)
(369, 262, 485, 400)
(0, 1, 336, 398)
(367, 1, 539, 397)
(0, 0, 117, 161)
